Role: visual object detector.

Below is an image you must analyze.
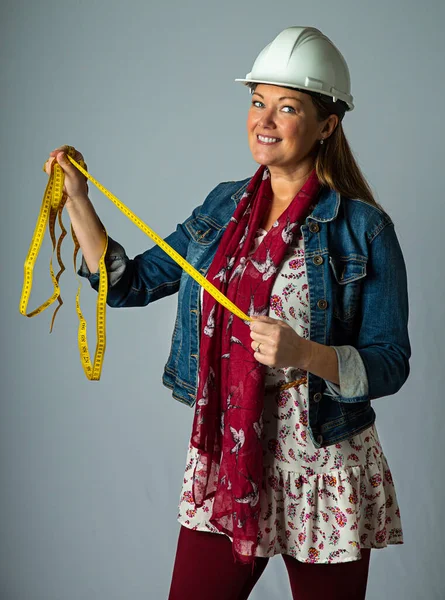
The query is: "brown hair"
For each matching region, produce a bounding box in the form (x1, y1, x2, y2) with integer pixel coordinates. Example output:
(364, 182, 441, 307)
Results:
(306, 92, 386, 213)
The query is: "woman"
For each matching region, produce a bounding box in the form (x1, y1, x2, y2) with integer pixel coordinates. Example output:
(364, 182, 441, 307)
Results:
(45, 26, 410, 600)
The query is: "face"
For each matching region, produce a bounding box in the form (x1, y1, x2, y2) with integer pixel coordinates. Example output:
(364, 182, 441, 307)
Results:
(247, 84, 334, 174)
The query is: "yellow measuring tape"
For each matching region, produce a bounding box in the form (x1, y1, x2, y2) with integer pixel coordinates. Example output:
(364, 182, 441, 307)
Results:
(19, 146, 251, 381)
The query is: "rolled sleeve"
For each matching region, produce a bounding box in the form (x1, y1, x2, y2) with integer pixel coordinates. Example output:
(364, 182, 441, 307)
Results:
(324, 345, 369, 401)
(355, 222, 411, 401)
(77, 236, 128, 288)
(324, 221, 411, 404)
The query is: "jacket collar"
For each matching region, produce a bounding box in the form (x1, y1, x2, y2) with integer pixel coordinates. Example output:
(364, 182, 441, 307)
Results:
(231, 179, 341, 223)
(308, 185, 341, 223)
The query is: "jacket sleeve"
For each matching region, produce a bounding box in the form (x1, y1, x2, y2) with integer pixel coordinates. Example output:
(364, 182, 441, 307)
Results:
(323, 345, 369, 400)
(323, 221, 411, 403)
(77, 204, 203, 308)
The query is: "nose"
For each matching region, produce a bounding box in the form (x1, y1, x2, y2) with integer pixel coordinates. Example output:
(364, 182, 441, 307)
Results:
(258, 107, 276, 129)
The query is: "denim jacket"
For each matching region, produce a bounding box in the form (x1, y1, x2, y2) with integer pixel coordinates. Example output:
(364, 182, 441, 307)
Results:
(79, 178, 411, 449)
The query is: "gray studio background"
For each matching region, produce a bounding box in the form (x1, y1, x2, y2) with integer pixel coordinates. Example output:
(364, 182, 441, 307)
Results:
(1, 0, 444, 598)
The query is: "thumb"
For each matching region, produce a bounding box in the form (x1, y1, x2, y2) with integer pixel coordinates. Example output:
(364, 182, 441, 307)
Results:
(56, 152, 74, 173)
(56, 151, 68, 164)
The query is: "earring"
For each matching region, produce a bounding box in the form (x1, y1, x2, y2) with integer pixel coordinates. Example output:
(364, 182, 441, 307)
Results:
(320, 138, 324, 145)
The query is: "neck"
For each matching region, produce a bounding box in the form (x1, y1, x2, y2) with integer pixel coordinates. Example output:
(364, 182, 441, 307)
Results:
(268, 161, 316, 204)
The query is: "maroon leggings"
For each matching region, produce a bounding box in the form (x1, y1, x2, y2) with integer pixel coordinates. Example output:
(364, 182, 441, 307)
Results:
(168, 525, 371, 600)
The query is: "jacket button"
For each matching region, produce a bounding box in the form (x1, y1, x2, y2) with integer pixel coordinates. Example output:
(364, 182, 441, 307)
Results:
(317, 434, 323, 445)
(317, 299, 328, 310)
(309, 222, 320, 233)
(313, 392, 322, 402)
(313, 255, 323, 266)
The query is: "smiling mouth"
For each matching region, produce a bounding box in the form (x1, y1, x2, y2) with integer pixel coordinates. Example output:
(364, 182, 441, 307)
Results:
(257, 135, 281, 144)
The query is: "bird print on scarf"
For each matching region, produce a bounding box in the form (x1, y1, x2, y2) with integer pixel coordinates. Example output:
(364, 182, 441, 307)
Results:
(213, 255, 236, 283)
(229, 426, 245, 458)
(251, 247, 278, 280)
(234, 474, 260, 508)
(203, 304, 216, 337)
(282, 216, 299, 244)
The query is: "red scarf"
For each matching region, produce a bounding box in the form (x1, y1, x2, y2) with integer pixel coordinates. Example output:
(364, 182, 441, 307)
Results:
(190, 164, 321, 564)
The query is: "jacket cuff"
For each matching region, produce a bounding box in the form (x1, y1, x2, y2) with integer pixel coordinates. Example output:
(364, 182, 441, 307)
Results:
(324, 345, 369, 402)
(77, 236, 128, 287)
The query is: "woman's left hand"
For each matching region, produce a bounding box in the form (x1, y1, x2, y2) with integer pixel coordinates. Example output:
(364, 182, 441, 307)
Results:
(249, 315, 311, 369)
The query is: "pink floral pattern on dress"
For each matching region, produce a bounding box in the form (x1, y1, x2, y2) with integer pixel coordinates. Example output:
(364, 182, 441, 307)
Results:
(178, 230, 403, 563)
(270, 295, 287, 320)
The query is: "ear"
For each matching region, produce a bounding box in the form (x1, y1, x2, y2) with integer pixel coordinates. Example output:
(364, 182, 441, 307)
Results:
(320, 114, 339, 141)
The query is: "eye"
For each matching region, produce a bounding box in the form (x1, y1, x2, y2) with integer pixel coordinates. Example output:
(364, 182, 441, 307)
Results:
(282, 105, 297, 114)
(251, 100, 264, 108)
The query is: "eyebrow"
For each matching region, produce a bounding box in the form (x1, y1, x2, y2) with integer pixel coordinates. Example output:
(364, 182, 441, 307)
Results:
(252, 92, 303, 104)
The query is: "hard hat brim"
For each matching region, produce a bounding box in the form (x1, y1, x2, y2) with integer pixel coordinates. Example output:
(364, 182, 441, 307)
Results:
(234, 78, 354, 111)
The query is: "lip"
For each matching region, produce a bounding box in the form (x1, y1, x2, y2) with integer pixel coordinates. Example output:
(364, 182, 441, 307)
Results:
(256, 134, 282, 145)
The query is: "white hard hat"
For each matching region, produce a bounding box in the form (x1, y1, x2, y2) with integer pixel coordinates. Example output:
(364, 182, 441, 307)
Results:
(235, 26, 354, 112)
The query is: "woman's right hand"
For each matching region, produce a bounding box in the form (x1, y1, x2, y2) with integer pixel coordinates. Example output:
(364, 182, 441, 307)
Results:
(44, 145, 89, 201)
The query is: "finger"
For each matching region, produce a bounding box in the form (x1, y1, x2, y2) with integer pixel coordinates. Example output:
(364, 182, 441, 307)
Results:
(250, 320, 277, 335)
(251, 315, 277, 325)
(249, 330, 270, 344)
(252, 339, 275, 358)
(44, 156, 55, 174)
(253, 349, 270, 365)
(50, 145, 70, 156)
(72, 150, 84, 163)
(251, 339, 269, 353)
(55, 151, 77, 174)
(250, 316, 280, 331)
(69, 152, 87, 172)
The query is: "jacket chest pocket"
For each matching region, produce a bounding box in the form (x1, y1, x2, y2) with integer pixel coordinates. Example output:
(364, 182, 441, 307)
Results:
(184, 216, 226, 279)
(328, 254, 367, 325)
(185, 216, 224, 246)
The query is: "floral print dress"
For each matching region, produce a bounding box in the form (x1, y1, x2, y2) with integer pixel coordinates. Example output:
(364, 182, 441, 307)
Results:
(177, 227, 403, 564)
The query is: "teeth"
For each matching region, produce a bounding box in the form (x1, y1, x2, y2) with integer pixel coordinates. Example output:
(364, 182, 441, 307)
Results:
(258, 135, 280, 143)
